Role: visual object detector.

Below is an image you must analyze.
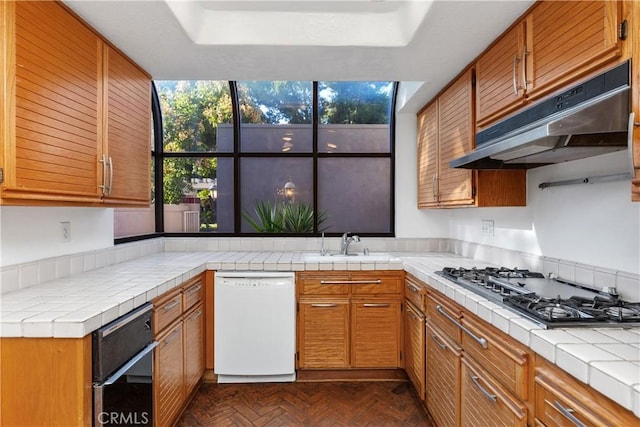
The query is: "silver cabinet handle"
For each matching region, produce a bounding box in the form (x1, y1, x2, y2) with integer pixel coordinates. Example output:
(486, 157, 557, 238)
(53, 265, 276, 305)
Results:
(162, 299, 180, 312)
(363, 303, 390, 308)
(512, 53, 520, 95)
(107, 156, 114, 195)
(188, 309, 203, 321)
(320, 280, 382, 285)
(163, 328, 180, 345)
(186, 284, 202, 295)
(436, 305, 488, 348)
(521, 46, 529, 92)
(99, 154, 108, 195)
(407, 283, 420, 294)
(406, 304, 421, 320)
(628, 112, 636, 174)
(311, 303, 338, 308)
(553, 400, 585, 427)
(102, 342, 157, 386)
(432, 174, 437, 198)
(470, 375, 497, 403)
(430, 333, 446, 350)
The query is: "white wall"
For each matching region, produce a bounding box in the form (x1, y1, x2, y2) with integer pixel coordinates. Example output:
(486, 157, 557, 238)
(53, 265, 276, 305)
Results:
(0, 207, 114, 266)
(448, 151, 640, 274)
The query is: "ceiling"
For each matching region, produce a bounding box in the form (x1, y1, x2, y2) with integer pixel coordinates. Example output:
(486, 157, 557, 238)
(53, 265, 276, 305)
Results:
(64, 0, 535, 112)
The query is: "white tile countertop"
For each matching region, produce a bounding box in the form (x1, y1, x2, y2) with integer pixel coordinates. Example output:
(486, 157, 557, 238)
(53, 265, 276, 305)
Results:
(0, 250, 638, 417)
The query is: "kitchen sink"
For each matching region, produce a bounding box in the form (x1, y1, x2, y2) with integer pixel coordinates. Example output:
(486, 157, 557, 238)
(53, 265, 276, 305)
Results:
(302, 252, 394, 263)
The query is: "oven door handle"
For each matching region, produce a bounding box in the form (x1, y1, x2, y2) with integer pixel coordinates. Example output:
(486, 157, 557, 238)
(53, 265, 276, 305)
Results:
(100, 342, 158, 386)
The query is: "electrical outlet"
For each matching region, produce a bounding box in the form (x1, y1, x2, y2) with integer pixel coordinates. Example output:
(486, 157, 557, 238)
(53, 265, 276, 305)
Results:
(61, 221, 71, 242)
(481, 219, 494, 236)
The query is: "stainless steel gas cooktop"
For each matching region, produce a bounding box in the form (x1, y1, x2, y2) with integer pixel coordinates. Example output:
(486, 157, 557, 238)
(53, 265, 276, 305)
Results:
(436, 267, 639, 329)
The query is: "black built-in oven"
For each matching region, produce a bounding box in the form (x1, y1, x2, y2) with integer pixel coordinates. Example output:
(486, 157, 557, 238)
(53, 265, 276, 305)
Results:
(92, 303, 156, 426)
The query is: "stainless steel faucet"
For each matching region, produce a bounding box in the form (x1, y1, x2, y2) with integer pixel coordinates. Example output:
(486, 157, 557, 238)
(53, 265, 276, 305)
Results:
(340, 232, 360, 255)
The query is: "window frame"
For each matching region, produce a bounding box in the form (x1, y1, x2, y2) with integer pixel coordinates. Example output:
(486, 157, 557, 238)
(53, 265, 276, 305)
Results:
(130, 80, 398, 239)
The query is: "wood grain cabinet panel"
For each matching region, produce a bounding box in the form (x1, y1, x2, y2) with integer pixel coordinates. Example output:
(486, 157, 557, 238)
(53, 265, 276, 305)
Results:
(535, 357, 638, 426)
(183, 304, 205, 397)
(426, 291, 463, 345)
(476, 22, 527, 127)
(416, 69, 526, 209)
(351, 299, 401, 368)
(103, 45, 151, 205)
(296, 271, 404, 370)
(461, 356, 527, 427)
(298, 299, 350, 369)
(404, 301, 425, 400)
(154, 321, 185, 427)
(631, 0, 640, 201)
(0, 1, 151, 206)
(426, 323, 462, 427)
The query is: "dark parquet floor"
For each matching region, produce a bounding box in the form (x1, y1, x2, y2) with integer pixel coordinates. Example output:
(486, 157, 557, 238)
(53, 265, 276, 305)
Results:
(176, 381, 433, 427)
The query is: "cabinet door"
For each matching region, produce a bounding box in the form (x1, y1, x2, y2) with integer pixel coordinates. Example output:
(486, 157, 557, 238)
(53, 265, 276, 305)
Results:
(351, 299, 401, 368)
(476, 22, 527, 128)
(437, 69, 474, 206)
(154, 321, 184, 427)
(527, 1, 623, 101)
(1, 1, 102, 203)
(417, 102, 439, 208)
(103, 45, 151, 205)
(404, 301, 425, 400)
(297, 299, 349, 368)
(425, 323, 461, 427)
(461, 357, 527, 427)
(183, 304, 204, 397)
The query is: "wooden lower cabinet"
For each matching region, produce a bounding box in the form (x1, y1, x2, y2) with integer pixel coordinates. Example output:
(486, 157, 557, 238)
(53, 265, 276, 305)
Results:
(153, 275, 205, 427)
(404, 301, 426, 400)
(155, 321, 185, 427)
(296, 271, 404, 370)
(461, 356, 527, 427)
(535, 357, 638, 427)
(426, 323, 462, 427)
(351, 299, 402, 368)
(298, 299, 350, 368)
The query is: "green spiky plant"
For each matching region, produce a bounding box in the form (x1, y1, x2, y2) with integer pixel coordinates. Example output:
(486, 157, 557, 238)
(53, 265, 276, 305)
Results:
(242, 200, 327, 233)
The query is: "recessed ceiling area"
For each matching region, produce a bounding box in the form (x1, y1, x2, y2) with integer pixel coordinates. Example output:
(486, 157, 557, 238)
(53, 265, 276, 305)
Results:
(165, 1, 433, 47)
(64, 0, 535, 111)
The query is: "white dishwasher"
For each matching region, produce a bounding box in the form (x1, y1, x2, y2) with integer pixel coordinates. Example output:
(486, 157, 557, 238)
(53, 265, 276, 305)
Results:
(214, 271, 296, 383)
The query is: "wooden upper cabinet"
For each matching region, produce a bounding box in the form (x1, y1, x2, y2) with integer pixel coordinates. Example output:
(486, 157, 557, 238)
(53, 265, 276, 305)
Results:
(526, 1, 623, 102)
(1, 1, 101, 203)
(417, 102, 438, 207)
(437, 69, 474, 206)
(0, 1, 151, 206)
(476, 22, 527, 128)
(103, 45, 151, 205)
(476, 1, 625, 129)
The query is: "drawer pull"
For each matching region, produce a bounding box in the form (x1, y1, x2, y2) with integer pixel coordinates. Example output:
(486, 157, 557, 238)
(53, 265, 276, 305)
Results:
(407, 306, 420, 320)
(363, 303, 390, 308)
(311, 303, 338, 308)
(186, 284, 202, 295)
(470, 375, 497, 403)
(430, 333, 447, 350)
(163, 328, 180, 345)
(436, 305, 488, 349)
(407, 283, 420, 294)
(189, 309, 203, 321)
(554, 400, 585, 427)
(162, 300, 180, 312)
(320, 280, 382, 285)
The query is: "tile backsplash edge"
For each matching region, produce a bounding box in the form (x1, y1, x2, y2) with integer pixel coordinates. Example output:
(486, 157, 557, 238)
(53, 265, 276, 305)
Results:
(2, 237, 637, 301)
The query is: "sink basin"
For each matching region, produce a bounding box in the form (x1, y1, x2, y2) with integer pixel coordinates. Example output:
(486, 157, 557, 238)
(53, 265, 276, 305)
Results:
(302, 252, 393, 263)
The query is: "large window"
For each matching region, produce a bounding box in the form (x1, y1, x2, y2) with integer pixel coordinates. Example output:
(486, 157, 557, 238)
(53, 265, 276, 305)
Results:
(153, 80, 395, 235)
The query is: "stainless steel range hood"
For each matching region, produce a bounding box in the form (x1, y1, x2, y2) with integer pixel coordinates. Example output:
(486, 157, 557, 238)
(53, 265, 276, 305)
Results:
(450, 61, 631, 170)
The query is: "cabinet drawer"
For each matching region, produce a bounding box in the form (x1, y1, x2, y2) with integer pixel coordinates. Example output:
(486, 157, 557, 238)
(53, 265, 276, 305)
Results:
(297, 273, 350, 295)
(404, 274, 425, 311)
(153, 288, 183, 334)
(461, 314, 529, 400)
(350, 272, 403, 295)
(426, 291, 462, 344)
(182, 276, 203, 312)
(461, 356, 527, 427)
